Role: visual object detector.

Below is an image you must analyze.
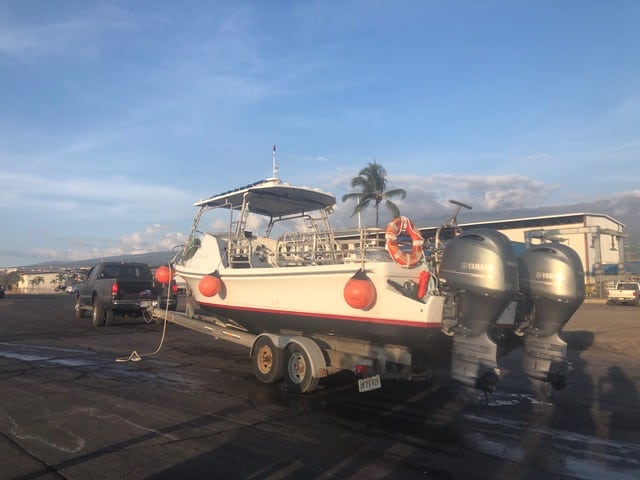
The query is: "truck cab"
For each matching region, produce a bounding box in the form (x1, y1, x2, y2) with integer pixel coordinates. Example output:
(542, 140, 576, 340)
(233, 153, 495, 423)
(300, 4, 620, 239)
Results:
(606, 281, 640, 306)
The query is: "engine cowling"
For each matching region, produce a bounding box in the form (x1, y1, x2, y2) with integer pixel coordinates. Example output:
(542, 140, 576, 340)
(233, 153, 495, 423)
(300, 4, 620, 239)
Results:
(517, 242, 586, 336)
(439, 228, 519, 336)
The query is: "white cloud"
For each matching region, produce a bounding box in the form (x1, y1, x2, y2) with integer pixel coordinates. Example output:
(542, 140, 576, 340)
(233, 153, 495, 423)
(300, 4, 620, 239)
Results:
(525, 153, 550, 161)
(26, 223, 187, 262)
(324, 171, 565, 229)
(0, 3, 139, 60)
(0, 171, 192, 214)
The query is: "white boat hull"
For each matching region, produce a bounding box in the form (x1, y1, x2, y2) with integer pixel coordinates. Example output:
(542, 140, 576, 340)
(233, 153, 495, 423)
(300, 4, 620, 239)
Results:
(177, 260, 447, 348)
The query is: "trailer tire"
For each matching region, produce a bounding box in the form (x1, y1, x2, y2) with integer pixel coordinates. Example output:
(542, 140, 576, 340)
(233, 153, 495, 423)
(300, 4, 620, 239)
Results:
(285, 344, 319, 393)
(92, 300, 106, 327)
(252, 336, 284, 384)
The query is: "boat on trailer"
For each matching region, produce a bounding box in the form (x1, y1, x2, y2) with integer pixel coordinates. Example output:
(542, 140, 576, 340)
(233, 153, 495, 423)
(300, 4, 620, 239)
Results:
(165, 175, 585, 394)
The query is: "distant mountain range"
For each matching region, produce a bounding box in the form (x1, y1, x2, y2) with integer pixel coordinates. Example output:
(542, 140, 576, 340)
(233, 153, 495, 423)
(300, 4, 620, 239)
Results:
(23, 251, 175, 270)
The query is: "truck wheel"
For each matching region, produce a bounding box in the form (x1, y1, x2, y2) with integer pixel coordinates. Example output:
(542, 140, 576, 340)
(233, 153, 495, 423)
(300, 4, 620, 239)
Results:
(284, 344, 319, 393)
(252, 336, 284, 384)
(104, 309, 114, 326)
(74, 295, 86, 319)
(92, 301, 106, 327)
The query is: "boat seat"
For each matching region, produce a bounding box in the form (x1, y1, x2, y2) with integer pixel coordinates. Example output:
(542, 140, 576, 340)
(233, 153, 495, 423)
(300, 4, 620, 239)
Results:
(251, 237, 279, 267)
(276, 239, 306, 266)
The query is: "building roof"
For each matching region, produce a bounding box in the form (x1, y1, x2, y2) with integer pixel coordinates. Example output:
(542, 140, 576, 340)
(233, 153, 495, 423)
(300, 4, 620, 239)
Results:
(419, 212, 624, 234)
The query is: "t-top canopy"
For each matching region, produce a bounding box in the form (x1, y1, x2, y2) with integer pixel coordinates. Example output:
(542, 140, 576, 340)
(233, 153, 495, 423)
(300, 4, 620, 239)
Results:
(193, 178, 336, 218)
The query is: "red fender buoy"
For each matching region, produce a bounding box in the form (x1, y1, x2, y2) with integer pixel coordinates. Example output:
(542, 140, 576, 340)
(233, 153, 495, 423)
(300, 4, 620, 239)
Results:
(155, 265, 174, 284)
(199, 273, 221, 297)
(344, 270, 376, 310)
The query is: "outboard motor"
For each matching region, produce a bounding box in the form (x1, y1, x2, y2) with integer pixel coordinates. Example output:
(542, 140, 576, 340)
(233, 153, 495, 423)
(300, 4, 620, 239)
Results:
(439, 228, 518, 391)
(517, 242, 585, 390)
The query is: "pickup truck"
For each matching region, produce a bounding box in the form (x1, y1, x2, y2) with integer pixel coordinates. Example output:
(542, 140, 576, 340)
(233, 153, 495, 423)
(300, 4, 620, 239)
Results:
(74, 262, 177, 326)
(606, 281, 640, 306)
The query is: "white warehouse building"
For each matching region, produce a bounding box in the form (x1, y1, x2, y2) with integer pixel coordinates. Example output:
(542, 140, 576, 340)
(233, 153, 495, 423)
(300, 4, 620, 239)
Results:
(419, 212, 626, 286)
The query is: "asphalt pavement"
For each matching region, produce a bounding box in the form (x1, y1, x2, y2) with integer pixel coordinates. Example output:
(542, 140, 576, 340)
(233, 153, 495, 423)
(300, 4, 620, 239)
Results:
(0, 294, 639, 480)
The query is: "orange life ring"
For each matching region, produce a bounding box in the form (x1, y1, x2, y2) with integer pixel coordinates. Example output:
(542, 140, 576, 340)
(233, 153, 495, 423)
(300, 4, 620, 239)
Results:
(385, 216, 424, 267)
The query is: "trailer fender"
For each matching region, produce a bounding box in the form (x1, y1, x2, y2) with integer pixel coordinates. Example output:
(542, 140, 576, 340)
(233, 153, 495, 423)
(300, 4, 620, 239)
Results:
(289, 336, 329, 378)
(250, 333, 291, 358)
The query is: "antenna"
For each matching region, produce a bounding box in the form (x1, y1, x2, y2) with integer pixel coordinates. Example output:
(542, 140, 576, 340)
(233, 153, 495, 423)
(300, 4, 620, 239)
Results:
(272, 144, 278, 178)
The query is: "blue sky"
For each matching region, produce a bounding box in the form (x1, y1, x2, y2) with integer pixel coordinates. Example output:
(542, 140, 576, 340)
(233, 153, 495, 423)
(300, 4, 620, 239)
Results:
(1, 0, 639, 267)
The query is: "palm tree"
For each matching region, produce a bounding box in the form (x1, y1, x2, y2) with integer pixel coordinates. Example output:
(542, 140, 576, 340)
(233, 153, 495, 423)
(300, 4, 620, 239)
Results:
(30, 276, 45, 292)
(342, 161, 406, 227)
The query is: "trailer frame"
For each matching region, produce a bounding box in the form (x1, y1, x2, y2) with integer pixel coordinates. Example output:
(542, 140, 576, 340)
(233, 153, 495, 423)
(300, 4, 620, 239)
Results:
(150, 306, 419, 393)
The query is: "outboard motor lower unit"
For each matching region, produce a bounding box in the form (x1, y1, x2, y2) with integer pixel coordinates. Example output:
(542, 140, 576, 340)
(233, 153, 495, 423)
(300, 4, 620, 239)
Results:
(439, 228, 518, 391)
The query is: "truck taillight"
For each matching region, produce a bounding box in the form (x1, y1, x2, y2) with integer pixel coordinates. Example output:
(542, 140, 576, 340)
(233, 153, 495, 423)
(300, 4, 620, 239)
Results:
(111, 281, 118, 296)
(171, 282, 178, 294)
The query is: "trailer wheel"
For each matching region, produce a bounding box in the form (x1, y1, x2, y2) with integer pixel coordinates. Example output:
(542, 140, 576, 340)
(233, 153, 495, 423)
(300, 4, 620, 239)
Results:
(252, 336, 284, 384)
(92, 301, 106, 327)
(74, 295, 85, 319)
(285, 344, 319, 393)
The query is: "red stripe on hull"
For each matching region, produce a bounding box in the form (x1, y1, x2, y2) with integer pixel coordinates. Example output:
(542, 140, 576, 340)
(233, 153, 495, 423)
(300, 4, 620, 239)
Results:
(197, 300, 441, 329)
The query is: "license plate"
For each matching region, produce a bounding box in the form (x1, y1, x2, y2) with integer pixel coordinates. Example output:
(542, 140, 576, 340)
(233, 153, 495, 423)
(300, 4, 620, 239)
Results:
(358, 374, 382, 392)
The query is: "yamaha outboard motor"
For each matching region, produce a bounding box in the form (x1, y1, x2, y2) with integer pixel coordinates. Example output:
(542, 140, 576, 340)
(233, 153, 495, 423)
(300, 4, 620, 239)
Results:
(517, 242, 585, 390)
(439, 228, 518, 391)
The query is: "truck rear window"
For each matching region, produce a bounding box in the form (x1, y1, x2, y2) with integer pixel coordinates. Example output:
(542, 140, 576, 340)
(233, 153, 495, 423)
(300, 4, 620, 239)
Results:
(618, 283, 639, 290)
(100, 265, 152, 281)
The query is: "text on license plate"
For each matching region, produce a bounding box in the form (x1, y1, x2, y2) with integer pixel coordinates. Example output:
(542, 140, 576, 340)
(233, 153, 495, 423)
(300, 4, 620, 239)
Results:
(358, 374, 382, 392)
